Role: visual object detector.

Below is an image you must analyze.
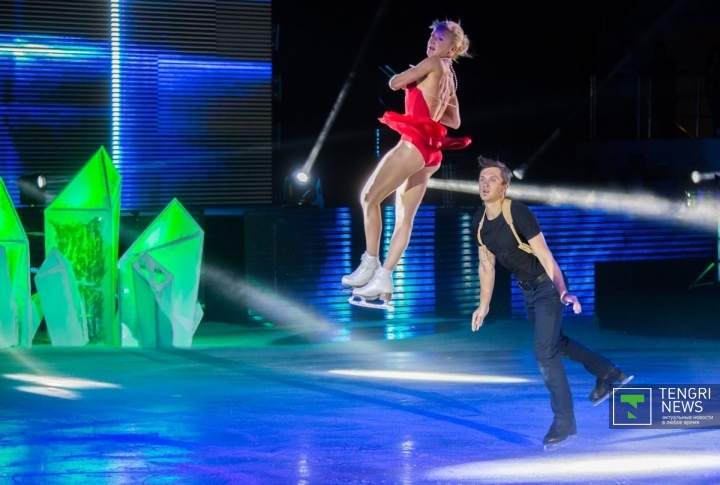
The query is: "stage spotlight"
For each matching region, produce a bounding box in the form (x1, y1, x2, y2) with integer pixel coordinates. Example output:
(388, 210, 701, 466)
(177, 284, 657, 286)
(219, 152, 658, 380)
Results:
(295, 170, 310, 184)
(512, 168, 525, 180)
(16, 173, 70, 207)
(17, 173, 48, 206)
(282, 170, 324, 209)
(691, 171, 720, 184)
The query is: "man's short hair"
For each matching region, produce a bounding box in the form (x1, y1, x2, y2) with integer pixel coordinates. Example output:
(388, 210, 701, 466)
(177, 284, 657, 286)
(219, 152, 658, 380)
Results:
(477, 156, 512, 185)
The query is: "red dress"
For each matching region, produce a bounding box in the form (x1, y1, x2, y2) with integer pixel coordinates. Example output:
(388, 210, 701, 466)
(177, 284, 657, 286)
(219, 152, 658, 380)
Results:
(379, 82, 472, 167)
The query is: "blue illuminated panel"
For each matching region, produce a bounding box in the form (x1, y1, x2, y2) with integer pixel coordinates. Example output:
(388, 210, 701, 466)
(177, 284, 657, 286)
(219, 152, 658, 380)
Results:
(508, 206, 718, 318)
(382, 205, 437, 318)
(244, 208, 356, 324)
(115, 0, 272, 208)
(118, 53, 271, 208)
(434, 208, 480, 318)
(312, 207, 354, 323)
(0, 35, 109, 204)
(244, 206, 716, 324)
(1, 1, 272, 210)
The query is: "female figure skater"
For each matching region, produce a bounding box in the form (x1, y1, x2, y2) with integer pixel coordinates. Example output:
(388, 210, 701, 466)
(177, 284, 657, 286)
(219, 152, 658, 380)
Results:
(343, 20, 472, 309)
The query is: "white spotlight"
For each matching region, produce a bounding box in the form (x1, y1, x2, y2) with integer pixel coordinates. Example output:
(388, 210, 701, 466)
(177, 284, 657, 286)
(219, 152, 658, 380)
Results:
(295, 171, 310, 184)
(691, 171, 719, 184)
(512, 168, 524, 180)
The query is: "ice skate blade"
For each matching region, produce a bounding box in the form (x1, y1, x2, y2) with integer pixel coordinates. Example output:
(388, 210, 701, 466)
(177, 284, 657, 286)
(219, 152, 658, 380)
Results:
(543, 433, 576, 452)
(592, 375, 635, 407)
(348, 296, 395, 312)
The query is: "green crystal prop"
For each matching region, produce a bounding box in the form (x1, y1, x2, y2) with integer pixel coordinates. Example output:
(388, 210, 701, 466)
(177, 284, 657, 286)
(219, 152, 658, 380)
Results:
(35, 248, 89, 346)
(0, 178, 30, 347)
(132, 253, 175, 348)
(118, 198, 204, 347)
(30, 293, 43, 340)
(0, 247, 18, 347)
(44, 147, 121, 346)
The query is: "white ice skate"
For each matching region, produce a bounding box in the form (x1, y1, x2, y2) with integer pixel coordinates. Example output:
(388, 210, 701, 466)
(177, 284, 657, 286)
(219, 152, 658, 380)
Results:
(348, 267, 394, 311)
(340, 252, 380, 293)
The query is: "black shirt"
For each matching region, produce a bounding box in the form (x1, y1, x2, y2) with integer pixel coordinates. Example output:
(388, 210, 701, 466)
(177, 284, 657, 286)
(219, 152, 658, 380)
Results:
(471, 200, 545, 282)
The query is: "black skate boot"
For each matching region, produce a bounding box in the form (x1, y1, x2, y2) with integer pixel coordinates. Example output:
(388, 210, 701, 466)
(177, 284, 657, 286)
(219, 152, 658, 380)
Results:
(589, 365, 634, 406)
(543, 417, 577, 451)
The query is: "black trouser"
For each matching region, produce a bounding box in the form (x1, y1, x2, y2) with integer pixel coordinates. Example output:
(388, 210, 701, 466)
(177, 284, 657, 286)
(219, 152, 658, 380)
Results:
(519, 275, 612, 423)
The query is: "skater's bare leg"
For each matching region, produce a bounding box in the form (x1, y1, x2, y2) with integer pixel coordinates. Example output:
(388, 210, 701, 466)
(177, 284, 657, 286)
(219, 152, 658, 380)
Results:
(360, 141, 425, 257)
(383, 165, 439, 271)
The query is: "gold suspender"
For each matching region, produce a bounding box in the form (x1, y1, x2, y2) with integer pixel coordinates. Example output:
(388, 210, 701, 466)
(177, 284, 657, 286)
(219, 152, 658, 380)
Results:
(476, 209, 487, 246)
(476, 199, 534, 254)
(501, 199, 534, 254)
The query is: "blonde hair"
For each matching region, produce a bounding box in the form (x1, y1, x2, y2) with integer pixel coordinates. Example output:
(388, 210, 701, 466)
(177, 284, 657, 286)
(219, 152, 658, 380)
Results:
(430, 20, 472, 60)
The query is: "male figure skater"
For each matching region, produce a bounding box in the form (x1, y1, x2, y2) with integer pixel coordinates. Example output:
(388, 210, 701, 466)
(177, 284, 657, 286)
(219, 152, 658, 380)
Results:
(471, 156, 632, 449)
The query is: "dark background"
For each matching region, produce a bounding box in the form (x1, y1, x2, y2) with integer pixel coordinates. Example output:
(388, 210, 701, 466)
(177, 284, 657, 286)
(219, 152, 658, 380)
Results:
(272, 0, 720, 207)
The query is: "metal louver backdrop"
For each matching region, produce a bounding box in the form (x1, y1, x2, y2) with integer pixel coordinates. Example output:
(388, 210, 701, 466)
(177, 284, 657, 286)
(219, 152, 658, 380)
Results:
(0, 0, 109, 205)
(0, 0, 272, 209)
(243, 205, 716, 324)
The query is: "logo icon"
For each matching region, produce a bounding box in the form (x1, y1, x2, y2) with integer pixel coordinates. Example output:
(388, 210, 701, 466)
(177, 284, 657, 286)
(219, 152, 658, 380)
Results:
(621, 394, 645, 419)
(612, 388, 652, 426)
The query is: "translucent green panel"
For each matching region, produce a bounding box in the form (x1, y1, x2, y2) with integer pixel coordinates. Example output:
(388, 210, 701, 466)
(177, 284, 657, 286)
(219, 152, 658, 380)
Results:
(0, 178, 31, 347)
(30, 293, 43, 341)
(0, 248, 19, 347)
(118, 199, 204, 347)
(132, 254, 175, 348)
(35, 248, 89, 347)
(46, 146, 121, 210)
(0, 179, 28, 241)
(44, 147, 121, 346)
(124, 199, 202, 254)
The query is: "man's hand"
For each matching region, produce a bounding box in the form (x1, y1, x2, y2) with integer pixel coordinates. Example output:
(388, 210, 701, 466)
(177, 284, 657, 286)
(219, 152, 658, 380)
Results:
(561, 292, 582, 314)
(472, 304, 489, 331)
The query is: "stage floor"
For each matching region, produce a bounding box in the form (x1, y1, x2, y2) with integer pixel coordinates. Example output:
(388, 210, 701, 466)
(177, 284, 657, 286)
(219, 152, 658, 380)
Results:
(1, 318, 719, 484)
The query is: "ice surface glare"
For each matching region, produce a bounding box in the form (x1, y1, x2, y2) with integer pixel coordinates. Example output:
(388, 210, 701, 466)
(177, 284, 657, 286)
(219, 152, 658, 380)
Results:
(4, 373, 121, 389)
(427, 453, 720, 482)
(328, 369, 533, 383)
(14, 386, 81, 400)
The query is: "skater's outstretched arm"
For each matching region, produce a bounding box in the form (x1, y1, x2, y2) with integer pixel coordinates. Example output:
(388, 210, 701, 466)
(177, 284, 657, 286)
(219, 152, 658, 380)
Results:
(528, 232, 582, 314)
(472, 245, 495, 331)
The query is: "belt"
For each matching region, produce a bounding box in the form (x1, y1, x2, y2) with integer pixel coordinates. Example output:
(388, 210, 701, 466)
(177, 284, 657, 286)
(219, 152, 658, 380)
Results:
(517, 272, 549, 290)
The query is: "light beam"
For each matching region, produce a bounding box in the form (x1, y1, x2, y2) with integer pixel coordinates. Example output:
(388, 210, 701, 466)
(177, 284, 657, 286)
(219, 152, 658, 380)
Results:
(427, 178, 720, 232)
(300, 1, 389, 175)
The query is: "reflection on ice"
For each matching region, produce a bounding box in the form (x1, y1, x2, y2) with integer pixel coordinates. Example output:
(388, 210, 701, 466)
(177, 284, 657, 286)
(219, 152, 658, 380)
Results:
(329, 369, 532, 383)
(428, 452, 720, 482)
